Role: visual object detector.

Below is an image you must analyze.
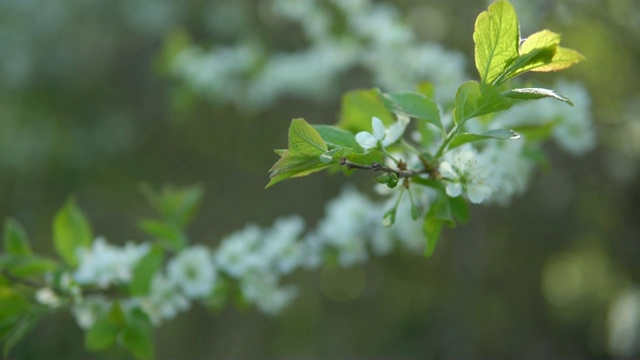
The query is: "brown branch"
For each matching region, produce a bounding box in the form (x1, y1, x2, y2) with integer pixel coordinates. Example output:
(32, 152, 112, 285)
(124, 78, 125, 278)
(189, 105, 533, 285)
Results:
(339, 158, 439, 179)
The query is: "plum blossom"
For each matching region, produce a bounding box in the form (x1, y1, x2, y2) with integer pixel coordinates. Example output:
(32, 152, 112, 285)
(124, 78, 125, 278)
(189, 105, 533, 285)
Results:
(74, 237, 150, 288)
(167, 245, 217, 299)
(438, 146, 492, 204)
(139, 273, 190, 325)
(355, 116, 409, 150)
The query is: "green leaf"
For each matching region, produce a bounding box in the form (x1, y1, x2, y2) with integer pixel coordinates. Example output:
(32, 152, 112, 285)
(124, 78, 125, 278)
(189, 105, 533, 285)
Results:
(140, 184, 205, 228)
(85, 301, 127, 352)
(267, 119, 333, 188)
(0, 255, 58, 277)
(380, 91, 442, 130)
(520, 30, 561, 55)
(338, 89, 394, 132)
(129, 245, 164, 297)
(85, 317, 119, 351)
(504, 87, 574, 106)
(267, 151, 331, 188)
(3, 311, 42, 357)
(289, 118, 328, 155)
(473, 0, 520, 84)
(138, 219, 186, 252)
(120, 309, 154, 360)
(448, 129, 521, 150)
(52, 198, 93, 267)
(3, 219, 31, 256)
(342, 149, 384, 166)
(416, 82, 435, 99)
(423, 218, 443, 258)
(0, 286, 30, 319)
(529, 46, 585, 72)
(448, 196, 470, 224)
(505, 30, 561, 77)
(313, 125, 362, 151)
(453, 81, 512, 124)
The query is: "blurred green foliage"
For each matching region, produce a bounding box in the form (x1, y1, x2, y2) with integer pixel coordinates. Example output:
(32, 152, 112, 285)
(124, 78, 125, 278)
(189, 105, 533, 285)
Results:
(0, 0, 639, 358)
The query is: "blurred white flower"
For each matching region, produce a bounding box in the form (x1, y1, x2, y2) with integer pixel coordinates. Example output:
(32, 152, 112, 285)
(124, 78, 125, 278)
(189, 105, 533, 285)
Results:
(309, 187, 375, 267)
(215, 225, 264, 278)
(167, 245, 217, 299)
(140, 273, 190, 325)
(439, 146, 492, 204)
(356, 116, 408, 150)
(240, 272, 298, 315)
(552, 80, 596, 155)
(74, 237, 150, 288)
(479, 140, 534, 205)
(35, 287, 60, 308)
(261, 216, 306, 274)
(71, 296, 110, 330)
(608, 287, 640, 358)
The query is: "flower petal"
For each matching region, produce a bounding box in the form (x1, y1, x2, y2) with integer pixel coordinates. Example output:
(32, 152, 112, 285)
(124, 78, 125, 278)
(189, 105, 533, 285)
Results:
(446, 182, 462, 197)
(371, 117, 386, 140)
(355, 131, 378, 149)
(467, 183, 492, 204)
(438, 161, 457, 179)
(382, 120, 408, 147)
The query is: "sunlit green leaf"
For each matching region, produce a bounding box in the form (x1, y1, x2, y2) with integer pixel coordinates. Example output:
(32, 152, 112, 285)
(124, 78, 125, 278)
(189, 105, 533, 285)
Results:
(453, 81, 512, 124)
(448, 129, 521, 150)
(338, 89, 394, 132)
(3, 219, 31, 257)
(289, 118, 328, 156)
(53, 198, 93, 267)
(267, 119, 334, 188)
(529, 46, 585, 72)
(267, 150, 331, 188)
(504, 87, 574, 106)
(473, 0, 519, 84)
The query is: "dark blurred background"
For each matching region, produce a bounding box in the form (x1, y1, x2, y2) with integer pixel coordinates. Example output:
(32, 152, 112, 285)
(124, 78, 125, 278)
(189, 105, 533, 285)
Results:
(1, 0, 639, 358)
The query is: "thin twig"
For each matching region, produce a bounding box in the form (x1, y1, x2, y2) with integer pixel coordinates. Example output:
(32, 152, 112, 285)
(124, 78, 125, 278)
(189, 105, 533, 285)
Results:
(339, 158, 430, 178)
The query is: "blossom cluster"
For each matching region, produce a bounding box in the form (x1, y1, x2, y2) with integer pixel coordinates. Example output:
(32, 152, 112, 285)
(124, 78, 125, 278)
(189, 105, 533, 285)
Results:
(167, 0, 468, 110)
(34, 187, 427, 329)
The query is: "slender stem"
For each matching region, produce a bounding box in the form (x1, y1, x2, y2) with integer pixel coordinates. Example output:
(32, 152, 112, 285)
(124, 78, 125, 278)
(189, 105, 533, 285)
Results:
(2, 270, 44, 289)
(434, 123, 459, 159)
(381, 148, 400, 164)
(339, 158, 425, 178)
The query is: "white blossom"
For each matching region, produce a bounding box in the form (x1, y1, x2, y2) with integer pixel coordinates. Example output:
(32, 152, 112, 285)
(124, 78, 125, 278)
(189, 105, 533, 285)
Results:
(71, 296, 110, 330)
(239, 272, 298, 315)
(35, 288, 61, 308)
(215, 225, 264, 278)
(356, 116, 409, 150)
(167, 245, 217, 299)
(139, 273, 190, 325)
(439, 146, 492, 204)
(74, 237, 150, 288)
